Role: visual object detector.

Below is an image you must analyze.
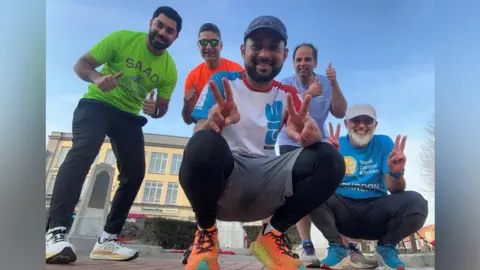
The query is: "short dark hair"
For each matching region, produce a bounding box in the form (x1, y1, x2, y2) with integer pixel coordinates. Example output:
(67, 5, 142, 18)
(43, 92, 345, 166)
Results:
(152, 6, 183, 33)
(198, 23, 221, 39)
(293, 43, 318, 61)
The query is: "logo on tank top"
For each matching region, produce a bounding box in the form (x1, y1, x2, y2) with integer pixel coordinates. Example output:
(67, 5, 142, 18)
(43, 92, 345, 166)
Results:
(264, 101, 283, 150)
(195, 87, 209, 109)
(344, 156, 358, 175)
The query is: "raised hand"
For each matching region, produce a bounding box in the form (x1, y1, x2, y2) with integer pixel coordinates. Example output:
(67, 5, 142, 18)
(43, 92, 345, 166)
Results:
(326, 62, 336, 84)
(143, 90, 156, 116)
(388, 135, 407, 173)
(286, 94, 322, 147)
(207, 78, 240, 132)
(306, 77, 323, 97)
(184, 83, 198, 105)
(93, 71, 123, 92)
(327, 122, 341, 150)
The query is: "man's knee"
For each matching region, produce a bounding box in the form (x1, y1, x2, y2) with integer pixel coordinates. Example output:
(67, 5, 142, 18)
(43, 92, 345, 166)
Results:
(301, 142, 346, 185)
(401, 191, 428, 215)
(184, 130, 229, 164)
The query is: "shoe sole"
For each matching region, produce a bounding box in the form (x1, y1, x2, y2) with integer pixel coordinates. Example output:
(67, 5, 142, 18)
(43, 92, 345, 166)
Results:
(319, 256, 351, 269)
(46, 247, 77, 264)
(251, 242, 307, 270)
(90, 251, 139, 261)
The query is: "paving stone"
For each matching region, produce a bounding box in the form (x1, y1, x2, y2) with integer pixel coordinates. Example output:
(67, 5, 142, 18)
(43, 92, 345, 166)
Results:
(45, 256, 434, 269)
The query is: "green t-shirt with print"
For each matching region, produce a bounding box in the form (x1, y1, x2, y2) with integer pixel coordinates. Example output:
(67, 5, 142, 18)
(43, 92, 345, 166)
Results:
(83, 30, 178, 115)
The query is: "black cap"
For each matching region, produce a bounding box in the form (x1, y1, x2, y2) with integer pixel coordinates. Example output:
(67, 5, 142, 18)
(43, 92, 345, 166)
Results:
(244, 15, 288, 42)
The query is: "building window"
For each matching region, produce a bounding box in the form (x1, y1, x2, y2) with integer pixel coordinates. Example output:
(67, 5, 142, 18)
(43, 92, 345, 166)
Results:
(405, 242, 411, 249)
(170, 154, 183, 175)
(416, 239, 423, 248)
(165, 183, 179, 205)
(46, 175, 56, 195)
(149, 152, 168, 173)
(142, 181, 163, 204)
(56, 147, 71, 167)
(105, 149, 116, 166)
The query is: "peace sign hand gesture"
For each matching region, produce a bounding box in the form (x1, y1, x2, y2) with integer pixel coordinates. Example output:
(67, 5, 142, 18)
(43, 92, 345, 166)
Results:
(286, 94, 322, 147)
(327, 122, 341, 150)
(207, 78, 241, 132)
(388, 135, 408, 173)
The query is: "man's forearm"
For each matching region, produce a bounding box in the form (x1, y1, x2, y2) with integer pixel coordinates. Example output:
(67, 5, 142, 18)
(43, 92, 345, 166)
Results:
(193, 119, 214, 133)
(74, 58, 103, 83)
(182, 103, 195, 124)
(386, 174, 406, 193)
(330, 81, 347, 118)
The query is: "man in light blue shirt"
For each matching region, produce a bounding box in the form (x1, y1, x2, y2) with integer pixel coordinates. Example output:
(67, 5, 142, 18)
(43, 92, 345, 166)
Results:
(308, 104, 428, 269)
(276, 43, 347, 265)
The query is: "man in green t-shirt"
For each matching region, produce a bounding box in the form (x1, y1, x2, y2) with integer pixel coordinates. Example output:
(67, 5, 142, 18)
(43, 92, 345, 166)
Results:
(45, 6, 182, 264)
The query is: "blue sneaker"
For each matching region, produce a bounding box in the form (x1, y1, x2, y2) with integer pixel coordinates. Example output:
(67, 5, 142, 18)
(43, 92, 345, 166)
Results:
(299, 241, 320, 267)
(375, 244, 406, 270)
(320, 243, 349, 269)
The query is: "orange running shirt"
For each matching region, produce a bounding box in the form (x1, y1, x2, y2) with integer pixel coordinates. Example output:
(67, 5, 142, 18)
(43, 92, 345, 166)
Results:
(184, 58, 243, 102)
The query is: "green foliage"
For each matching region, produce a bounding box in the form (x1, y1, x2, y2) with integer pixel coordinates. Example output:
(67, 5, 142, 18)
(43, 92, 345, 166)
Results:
(136, 217, 197, 249)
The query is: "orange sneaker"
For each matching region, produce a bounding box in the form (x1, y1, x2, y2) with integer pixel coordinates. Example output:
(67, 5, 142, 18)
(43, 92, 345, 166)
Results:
(251, 224, 306, 270)
(185, 226, 220, 270)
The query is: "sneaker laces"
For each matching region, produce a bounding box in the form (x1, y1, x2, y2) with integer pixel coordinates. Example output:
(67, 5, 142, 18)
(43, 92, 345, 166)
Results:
(268, 232, 295, 258)
(303, 242, 315, 255)
(48, 228, 68, 244)
(347, 243, 362, 255)
(195, 229, 216, 254)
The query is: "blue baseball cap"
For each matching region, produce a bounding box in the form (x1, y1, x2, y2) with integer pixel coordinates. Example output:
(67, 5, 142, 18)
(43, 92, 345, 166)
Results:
(244, 15, 288, 43)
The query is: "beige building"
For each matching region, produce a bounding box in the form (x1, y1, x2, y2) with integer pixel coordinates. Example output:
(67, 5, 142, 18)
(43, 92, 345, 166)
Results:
(45, 131, 195, 222)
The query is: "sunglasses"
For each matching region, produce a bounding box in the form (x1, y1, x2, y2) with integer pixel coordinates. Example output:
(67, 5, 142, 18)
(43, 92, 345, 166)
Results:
(199, 39, 220, 47)
(350, 116, 375, 125)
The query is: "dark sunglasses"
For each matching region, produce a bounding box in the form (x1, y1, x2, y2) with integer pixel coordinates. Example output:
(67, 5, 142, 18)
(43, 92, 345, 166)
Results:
(350, 116, 375, 125)
(199, 39, 220, 47)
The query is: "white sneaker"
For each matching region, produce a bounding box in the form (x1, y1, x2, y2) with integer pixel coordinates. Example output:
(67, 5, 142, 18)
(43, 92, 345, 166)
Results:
(90, 238, 139, 261)
(46, 227, 77, 264)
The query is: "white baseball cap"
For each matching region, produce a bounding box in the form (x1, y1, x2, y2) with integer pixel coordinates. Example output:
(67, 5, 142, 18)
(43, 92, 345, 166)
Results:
(345, 104, 377, 120)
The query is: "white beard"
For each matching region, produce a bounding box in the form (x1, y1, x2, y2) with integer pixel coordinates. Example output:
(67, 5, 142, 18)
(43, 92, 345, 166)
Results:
(348, 128, 374, 147)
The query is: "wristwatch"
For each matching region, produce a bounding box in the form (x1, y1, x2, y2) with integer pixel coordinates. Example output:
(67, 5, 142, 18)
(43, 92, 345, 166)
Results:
(389, 169, 405, 178)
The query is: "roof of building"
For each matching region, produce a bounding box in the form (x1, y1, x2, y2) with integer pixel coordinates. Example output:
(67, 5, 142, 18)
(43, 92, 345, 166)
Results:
(48, 131, 190, 149)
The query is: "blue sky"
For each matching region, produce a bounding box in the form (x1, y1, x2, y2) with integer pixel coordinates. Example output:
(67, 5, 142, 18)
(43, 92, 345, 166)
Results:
(46, 0, 434, 223)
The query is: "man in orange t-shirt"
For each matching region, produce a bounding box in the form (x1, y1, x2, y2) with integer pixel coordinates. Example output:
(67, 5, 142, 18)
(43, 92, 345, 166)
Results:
(182, 23, 243, 124)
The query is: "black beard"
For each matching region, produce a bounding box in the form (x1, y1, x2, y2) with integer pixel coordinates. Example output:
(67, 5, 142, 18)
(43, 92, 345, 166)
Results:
(245, 63, 282, 83)
(148, 32, 170, 50)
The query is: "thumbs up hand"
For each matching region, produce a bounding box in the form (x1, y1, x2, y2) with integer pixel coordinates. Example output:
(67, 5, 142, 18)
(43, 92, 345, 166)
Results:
(305, 77, 323, 97)
(93, 71, 123, 92)
(326, 62, 336, 84)
(143, 90, 157, 116)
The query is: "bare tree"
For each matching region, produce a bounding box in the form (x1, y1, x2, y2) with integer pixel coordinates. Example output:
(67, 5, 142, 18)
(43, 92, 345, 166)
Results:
(420, 116, 435, 196)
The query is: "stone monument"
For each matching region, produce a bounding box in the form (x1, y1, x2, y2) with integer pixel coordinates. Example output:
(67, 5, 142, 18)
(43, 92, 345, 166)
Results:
(69, 163, 115, 253)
